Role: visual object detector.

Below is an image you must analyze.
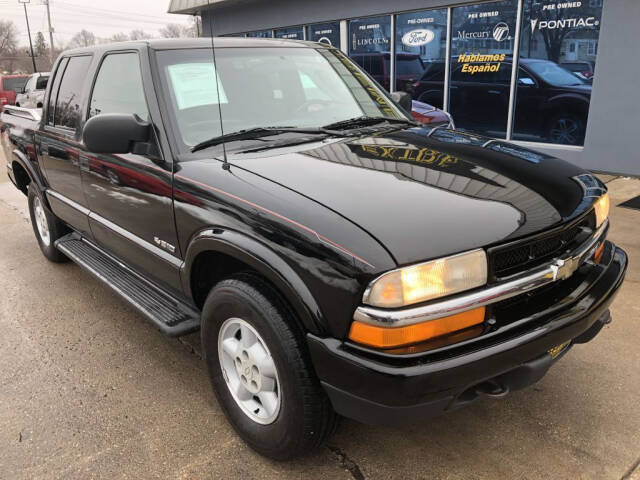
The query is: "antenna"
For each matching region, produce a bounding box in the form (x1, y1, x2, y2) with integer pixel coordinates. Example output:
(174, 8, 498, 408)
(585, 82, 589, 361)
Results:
(205, 0, 229, 168)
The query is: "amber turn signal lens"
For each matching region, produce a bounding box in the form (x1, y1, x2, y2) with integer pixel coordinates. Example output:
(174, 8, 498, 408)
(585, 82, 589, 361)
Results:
(594, 241, 605, 263)
(348, 307, 485, 349)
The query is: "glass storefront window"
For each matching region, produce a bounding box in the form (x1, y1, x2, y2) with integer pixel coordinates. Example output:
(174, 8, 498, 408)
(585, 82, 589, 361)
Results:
(348, 16, 392, 91)
(449, 0, 518, 138)
(395, 9, 448, 108)
(274, 26, 304, 40)
(246, 30, 273, 38)
(306, 22, 341, 47)
(513, 0, 604, 145)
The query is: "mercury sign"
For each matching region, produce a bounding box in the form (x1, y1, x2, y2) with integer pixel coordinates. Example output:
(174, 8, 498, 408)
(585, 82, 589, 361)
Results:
(402, 29, 435, 47)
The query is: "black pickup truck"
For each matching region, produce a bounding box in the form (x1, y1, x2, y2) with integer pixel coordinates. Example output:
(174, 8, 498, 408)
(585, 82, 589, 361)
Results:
(0, 38, 627, 460)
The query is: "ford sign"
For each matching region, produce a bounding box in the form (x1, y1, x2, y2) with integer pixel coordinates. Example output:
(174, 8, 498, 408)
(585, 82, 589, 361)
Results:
(401, 29, 435, 47)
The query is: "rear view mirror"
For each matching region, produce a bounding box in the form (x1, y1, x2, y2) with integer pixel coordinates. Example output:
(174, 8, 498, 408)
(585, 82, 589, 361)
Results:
(83, 113, 151, 154)
(391, 91, 412, 113)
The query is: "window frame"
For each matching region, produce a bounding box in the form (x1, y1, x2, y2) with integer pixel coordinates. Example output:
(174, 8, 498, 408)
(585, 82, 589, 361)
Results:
(87, 50, 150, 121)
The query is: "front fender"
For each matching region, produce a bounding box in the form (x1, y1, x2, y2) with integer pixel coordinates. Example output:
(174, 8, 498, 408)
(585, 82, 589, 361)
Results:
(181, 228, 325, 335)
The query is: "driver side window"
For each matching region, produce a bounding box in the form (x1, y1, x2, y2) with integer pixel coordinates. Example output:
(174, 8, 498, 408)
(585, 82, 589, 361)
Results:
(89, 52, 148, 120)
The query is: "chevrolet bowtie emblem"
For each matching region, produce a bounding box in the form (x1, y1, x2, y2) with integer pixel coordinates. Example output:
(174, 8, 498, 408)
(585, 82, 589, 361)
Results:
(550, 258, 578, 281)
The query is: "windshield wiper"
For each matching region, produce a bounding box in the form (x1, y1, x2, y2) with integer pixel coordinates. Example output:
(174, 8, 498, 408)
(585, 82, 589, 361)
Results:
(191, 126, 350, 153)
(322, 116, 419, 131)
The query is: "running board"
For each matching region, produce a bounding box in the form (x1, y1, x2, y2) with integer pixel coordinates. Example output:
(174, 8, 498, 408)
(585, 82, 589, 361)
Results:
(55, 234, 200, 337)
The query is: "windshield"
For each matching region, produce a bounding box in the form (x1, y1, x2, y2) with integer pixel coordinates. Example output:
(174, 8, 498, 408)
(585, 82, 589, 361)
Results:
(155, 47, 407, 149)
(527, 61, 585, 87)
(3, 77, 28, 92)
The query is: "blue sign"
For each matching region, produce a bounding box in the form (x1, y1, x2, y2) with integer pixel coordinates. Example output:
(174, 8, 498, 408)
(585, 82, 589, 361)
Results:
(306, 22, 340, 47)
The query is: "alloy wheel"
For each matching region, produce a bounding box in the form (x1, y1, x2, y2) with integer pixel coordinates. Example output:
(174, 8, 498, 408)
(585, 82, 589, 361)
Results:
(218, 317, 281, 424)
(33, 196, 51, 247)
(549, 117, 581, 145)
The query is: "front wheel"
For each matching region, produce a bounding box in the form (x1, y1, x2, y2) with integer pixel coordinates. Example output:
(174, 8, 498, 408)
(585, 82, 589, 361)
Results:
(201, 274, 337, 460)
(28, 186, 69, 263)
(546, 113, 585, 145)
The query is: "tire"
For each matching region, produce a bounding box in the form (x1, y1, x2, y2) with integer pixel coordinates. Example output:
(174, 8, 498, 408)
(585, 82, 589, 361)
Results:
(201, 273, 338, 460)
(28, 185, 69, 263)
(546, 113, 585, 145)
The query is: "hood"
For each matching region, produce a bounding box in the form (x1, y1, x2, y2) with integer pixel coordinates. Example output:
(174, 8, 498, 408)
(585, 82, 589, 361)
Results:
(559, 84, 592, 96)
(227, 127, 595, 266)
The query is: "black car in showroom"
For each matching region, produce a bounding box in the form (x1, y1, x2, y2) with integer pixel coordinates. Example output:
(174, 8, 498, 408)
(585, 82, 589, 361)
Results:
(1, 38, 626, 460)
(409, 57, 592, 145)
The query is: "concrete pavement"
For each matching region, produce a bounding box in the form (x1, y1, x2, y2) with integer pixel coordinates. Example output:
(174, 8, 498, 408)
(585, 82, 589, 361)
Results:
(0, 148, 639, 479)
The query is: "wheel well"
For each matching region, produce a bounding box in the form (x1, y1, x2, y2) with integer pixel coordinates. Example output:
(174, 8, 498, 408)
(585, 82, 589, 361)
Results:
(190, 251, 261, 309)
(12, 161, 31, 195)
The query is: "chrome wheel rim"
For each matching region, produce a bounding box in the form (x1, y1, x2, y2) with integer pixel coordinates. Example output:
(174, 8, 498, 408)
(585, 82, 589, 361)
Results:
(218, 318, 281, 424)
(33, 196, 51, 247)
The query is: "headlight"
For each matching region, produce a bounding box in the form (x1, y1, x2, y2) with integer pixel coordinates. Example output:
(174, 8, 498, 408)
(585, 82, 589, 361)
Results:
(364, 249, 487, 308)
(594, 192, 610, 228)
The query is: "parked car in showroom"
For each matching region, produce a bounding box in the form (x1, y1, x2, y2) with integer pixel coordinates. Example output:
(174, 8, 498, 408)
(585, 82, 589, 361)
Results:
(411, 57, 592, 145)
(1, 38, 626, 460)
(0, 74, 29, 112)
(15, 72, 50, 108)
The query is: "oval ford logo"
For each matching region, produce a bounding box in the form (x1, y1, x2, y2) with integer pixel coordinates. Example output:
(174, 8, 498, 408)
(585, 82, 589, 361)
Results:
(401, 29, 435, 47)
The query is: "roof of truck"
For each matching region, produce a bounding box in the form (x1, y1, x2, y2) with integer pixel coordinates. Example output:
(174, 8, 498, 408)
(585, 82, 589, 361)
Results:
(64, 37, 330, 56)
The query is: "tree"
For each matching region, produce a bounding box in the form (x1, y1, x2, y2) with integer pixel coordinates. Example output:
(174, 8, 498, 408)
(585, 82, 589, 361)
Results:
(68, 30, 96, 49)
(129, 29, 150, 41)
(34, 32, 47, 57)
(0, 20, 18, 56)
(159, 23, 185, 38)
(107, 32, 129, 43)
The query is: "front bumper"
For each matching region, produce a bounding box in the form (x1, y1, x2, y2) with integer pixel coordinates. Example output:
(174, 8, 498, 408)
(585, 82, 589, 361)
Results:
(307, 241, 627, 426)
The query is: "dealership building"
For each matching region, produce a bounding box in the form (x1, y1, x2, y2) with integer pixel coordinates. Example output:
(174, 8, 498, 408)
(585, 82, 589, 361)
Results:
(168, 0, 639, 176)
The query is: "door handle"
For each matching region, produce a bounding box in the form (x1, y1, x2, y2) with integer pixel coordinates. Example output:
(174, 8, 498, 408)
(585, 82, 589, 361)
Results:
(488, 90, 502, 95)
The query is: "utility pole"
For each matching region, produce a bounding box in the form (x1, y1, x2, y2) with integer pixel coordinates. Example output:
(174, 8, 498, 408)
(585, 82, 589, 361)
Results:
(43, 0, 55, 64)
(18, 0, 37, 73)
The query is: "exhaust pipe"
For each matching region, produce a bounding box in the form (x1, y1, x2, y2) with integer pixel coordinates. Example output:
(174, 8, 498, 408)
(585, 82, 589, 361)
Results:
(474, 380, 510, 398)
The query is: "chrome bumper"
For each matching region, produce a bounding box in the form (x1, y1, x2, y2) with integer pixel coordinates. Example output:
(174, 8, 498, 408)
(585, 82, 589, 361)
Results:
(354, 220, 609, 328)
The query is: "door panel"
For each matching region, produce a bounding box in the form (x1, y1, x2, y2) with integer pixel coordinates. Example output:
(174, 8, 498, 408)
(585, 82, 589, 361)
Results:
(80, 51, 181, 291)
(38, 55, 92, 232)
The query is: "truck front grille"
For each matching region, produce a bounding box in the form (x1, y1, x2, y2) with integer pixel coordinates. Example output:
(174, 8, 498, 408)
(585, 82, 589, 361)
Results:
(488, 211, 596, 279)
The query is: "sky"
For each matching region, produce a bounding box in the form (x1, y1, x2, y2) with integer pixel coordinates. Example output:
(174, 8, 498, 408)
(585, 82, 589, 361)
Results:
(0, 0, 192, 47)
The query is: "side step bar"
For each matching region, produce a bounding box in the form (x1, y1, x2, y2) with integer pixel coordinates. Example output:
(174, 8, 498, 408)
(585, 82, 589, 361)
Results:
(55, 234, 200, 337)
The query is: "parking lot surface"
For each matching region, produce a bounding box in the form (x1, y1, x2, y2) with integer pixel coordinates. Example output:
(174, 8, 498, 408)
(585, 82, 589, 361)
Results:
(1, 148, 639, 480)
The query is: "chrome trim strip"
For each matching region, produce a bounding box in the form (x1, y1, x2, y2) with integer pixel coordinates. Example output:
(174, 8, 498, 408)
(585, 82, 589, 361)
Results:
(354, 220, 608, 328)
(47, 189, 90, 216)
(46, 189, 183, 269)
(89, 212, 184, 269)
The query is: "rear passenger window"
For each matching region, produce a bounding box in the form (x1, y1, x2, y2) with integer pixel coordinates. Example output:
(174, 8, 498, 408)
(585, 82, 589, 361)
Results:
(54, 55, 92, 129)
(89, 53, 148, 120)
(47, 57, 68, 125)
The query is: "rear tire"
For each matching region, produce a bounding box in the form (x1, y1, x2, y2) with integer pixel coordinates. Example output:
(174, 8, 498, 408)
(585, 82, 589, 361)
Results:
(201, 273, 338, 460)
(28, 186, 69, 263)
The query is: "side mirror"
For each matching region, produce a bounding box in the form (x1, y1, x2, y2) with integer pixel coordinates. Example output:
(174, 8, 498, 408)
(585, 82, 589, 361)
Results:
(518, 77, 535, 87)
(391, 91, 412, 113)
(83, 113, 151, 154)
